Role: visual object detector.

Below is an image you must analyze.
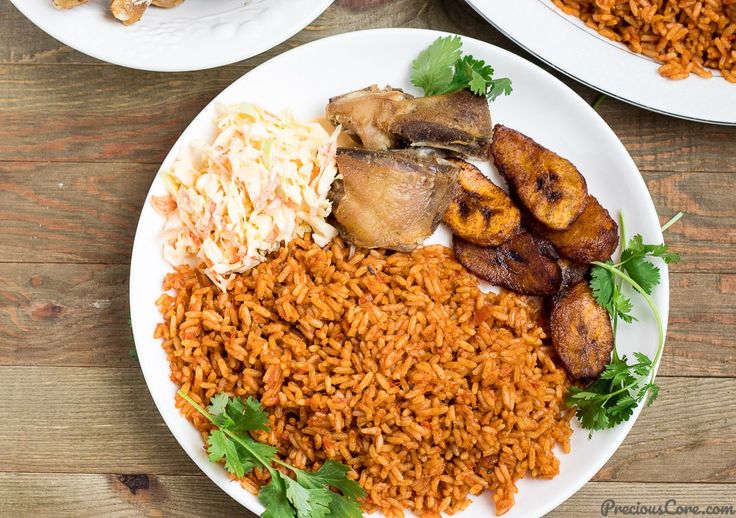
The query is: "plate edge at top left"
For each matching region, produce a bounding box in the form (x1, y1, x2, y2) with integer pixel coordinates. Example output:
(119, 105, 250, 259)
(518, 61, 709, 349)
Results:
(8, 0, 335, 72)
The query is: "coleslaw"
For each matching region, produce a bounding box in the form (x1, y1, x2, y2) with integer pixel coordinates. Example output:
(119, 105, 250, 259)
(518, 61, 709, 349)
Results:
(152, 103, 340, 290)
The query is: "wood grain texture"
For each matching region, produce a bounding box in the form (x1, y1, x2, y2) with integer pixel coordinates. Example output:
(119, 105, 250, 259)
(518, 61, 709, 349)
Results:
(1, 474, 734, 518)
(1, 264, 733, 376)
(0, 161, 152, 264)
(1, 368, 734, 483)
(2, 1, 735, 172)
(0, 473, 254, 518)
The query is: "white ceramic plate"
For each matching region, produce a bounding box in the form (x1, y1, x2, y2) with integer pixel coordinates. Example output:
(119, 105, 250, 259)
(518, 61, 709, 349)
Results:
(465, 0, 736, 125)
(130, 28, 669, 518)
(9, 0, 334, 72)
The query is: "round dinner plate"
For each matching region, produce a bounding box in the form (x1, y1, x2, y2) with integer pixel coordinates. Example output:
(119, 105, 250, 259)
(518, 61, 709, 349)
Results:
(464, 0, 736, 125)
(9, 0, 334, 72)
(130, 28, 669, 518)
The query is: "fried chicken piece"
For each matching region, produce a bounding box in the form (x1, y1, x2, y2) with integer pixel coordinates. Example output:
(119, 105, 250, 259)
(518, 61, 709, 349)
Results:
(326, 86, 413, 150)
(330, 147, 459, 251)
(390, 89, 493, 159)
(326, 86, 492, 159)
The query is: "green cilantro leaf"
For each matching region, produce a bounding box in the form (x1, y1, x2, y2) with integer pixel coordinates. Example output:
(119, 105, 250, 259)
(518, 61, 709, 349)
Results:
(643, 383, 660, 406)
(284, 477, 332, 518)
(207, 430, 248, 477)
(207, 393, 230, 417)
(208, 394, 270, 433)
(410, 35, 512, 101)
(622, 256, 660, 295)
(328, 494, 364, 518)
(296, 460, 365, 499)
(624, 234, 680, 264)
(487, 77, 514, 101)
(612, 290, 636, 323)
(261, 474, 297, 518)
(179, 391, 365, 517)
(410, 35, 462, 96)
(590, 265, 614, 314)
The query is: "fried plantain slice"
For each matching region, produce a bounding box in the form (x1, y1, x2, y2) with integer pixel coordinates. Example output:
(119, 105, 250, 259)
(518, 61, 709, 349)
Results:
(551, 281, 613, 379)
(491, 124, 588, 230)
(443, 159, 521, 247)
(557, 258, 591, 292)
(453, 232, 561, 296)
(524, 194, 618, 263)
(110, 0, 151, 25)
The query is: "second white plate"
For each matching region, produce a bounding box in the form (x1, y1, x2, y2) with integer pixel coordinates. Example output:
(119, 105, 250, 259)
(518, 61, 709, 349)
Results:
(466, 0, 736, 125)
(10, 0, 334, 72)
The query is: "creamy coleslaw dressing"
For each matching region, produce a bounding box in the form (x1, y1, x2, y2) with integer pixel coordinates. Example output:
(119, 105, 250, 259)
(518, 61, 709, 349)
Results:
(153, 103, 340, 290)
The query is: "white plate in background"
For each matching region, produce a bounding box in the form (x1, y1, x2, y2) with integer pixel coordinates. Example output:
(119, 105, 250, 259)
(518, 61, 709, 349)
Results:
(130, 28, 669, 517)
(9, 0, 334, 72)
(465, 0, 736, 125)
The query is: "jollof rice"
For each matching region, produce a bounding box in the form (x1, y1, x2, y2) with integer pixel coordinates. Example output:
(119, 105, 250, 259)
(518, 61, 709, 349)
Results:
(155, 235, 572, 516)
(553, 0, 736, 82)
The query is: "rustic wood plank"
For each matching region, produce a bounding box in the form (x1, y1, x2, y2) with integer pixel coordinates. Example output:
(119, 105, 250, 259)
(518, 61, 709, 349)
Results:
(2, 1, 735, 172)
(1, 473, 734, 518)
(0, 161, 152, 264)
(1, 263, 733, 376)
(0, 366, 200, 475)
(1, 159, 734, 271)
(0, 264, 135, 368)
(647, 171, 736, 273)
(1, 368, 733, 482)
(0, 473, 253, 518)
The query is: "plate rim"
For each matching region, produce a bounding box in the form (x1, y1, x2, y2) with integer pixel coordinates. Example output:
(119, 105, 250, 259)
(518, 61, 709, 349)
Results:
(129, 27, 670, 518)
(8, 0, 335, 72)
(464, 0, 736, 126)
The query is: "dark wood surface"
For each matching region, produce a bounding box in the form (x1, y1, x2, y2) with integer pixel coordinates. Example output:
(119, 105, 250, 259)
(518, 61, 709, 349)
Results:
(1, 0, 734, 516)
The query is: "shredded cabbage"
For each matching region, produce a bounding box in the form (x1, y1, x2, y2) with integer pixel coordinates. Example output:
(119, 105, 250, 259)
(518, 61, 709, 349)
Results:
(153, 103, 339, 290)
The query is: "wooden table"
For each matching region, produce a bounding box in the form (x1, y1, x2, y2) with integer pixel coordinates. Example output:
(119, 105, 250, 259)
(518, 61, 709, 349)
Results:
(1, 1, 734, 516)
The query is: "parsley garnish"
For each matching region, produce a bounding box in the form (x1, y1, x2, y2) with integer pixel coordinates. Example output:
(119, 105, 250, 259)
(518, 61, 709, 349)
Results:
(178, 391, 364, 518)
(410, 35, 513, 101)
(567, 212, 683, 437)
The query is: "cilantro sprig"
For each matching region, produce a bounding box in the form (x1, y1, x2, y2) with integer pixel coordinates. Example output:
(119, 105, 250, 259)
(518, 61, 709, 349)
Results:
(178, 391, 364, 518)
(410, 35, 513, 101)
(567, 212, 683, 436)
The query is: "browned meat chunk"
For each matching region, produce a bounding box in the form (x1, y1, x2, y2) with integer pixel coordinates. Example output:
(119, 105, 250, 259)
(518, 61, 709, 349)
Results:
(551, 281, 614, 379)
(326, 85, 413, 150)
(443, 159, 521, 247)
(330, 147, 459, 251)
(453, 232, 561, 296)
(390, 90, 492, 159)
(491, 124, 588, 230)
(326, 86, 492, 159)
